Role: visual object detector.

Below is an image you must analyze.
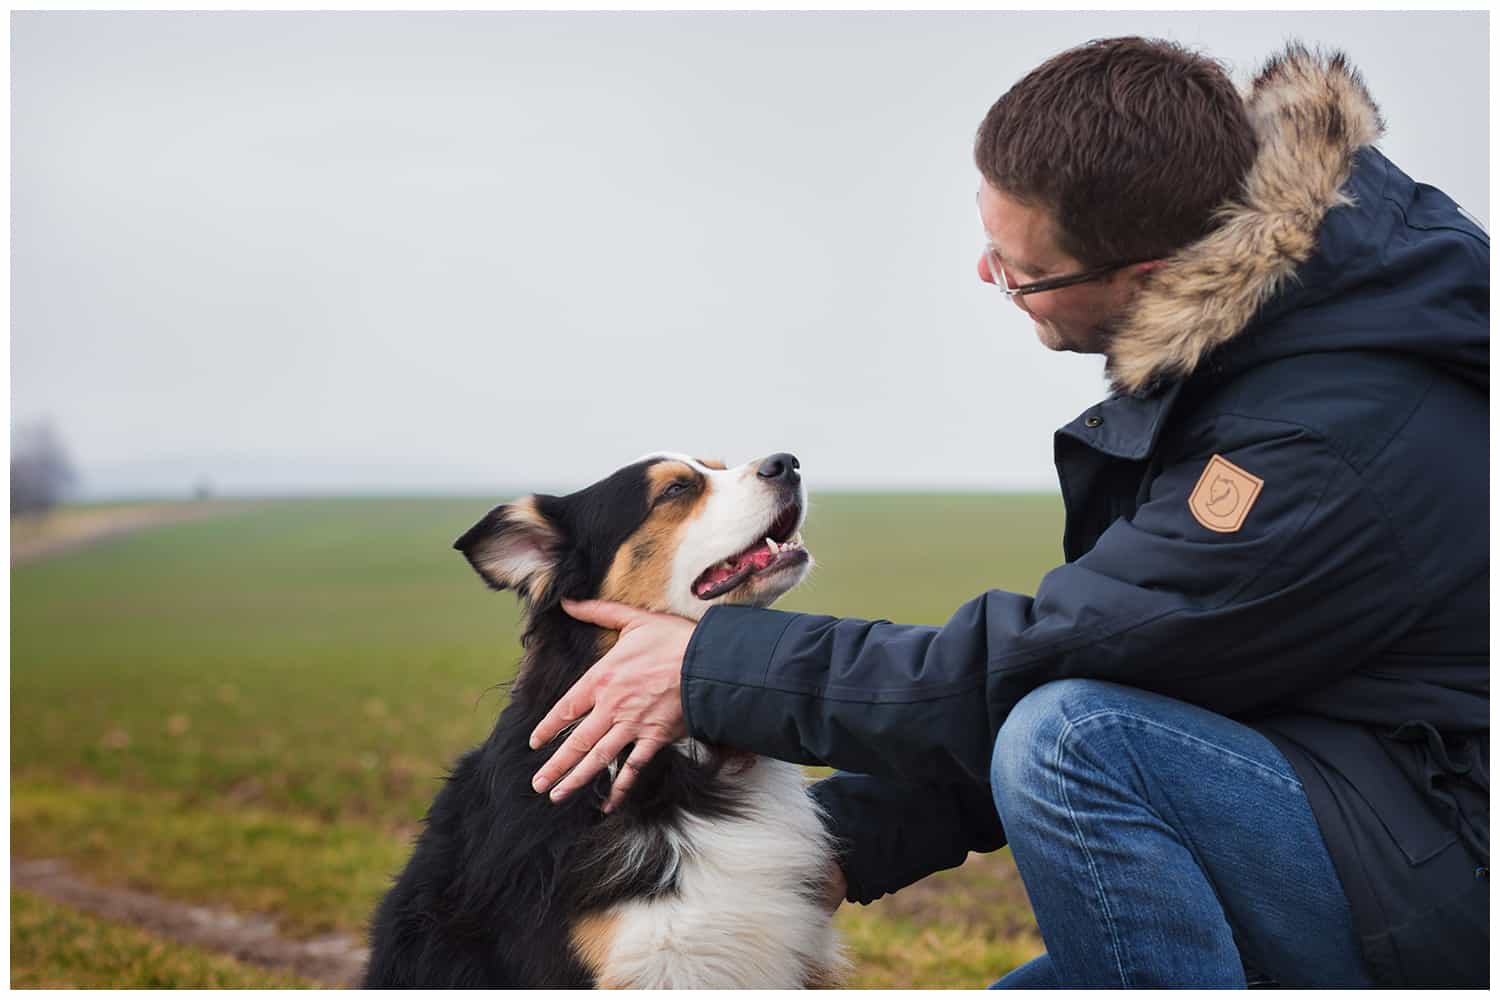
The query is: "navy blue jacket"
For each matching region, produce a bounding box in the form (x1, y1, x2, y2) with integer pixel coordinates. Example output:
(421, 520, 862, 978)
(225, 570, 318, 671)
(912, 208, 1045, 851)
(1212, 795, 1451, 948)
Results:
(679, 51, 1488, 986)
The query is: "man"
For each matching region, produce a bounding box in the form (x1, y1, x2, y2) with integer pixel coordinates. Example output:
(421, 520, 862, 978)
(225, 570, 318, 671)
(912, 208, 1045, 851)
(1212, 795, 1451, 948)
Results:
(527, 38, 1488, 986)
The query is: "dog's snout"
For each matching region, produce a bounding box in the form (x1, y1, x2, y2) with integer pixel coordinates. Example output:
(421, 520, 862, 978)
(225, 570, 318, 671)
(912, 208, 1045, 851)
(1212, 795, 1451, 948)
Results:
(757, 453, 800, 483)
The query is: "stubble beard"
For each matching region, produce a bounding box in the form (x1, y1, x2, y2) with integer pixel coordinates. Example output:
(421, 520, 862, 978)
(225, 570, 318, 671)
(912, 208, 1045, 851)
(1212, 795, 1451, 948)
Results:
(1034, 312, 1122, 356)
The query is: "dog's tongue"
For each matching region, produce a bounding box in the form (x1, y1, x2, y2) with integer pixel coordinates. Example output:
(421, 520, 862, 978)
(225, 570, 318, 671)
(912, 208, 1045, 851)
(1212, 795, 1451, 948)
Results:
(694, 541, 776, 595)
(732, 542, 780, 575)
(739, 543, 777, 573)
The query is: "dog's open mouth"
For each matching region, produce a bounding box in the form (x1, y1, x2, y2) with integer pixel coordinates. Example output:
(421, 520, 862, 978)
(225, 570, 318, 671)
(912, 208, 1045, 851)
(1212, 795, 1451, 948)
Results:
(691, 502, 808, 601)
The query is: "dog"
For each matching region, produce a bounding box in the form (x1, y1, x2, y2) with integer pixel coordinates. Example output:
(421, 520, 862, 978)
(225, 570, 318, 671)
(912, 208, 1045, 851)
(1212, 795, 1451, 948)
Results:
(364, 452, 845, 987)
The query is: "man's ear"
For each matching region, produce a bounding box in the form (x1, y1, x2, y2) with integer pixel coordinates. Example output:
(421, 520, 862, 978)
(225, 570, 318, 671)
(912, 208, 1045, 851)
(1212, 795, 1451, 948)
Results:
(1128, 259, 1164, 287)
(453, 497, 561, 603)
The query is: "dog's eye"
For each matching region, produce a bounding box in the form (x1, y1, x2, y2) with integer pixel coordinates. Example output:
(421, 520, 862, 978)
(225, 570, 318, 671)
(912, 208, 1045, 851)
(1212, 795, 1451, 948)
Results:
(659, 481, 692, 502)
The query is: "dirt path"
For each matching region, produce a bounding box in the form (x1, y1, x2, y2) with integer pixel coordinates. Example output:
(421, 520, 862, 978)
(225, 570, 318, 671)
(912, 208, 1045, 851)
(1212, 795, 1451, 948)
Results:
(11, 501, 255, 566)
(13, 852, 1030, 989)
(11, 858, 368, 987)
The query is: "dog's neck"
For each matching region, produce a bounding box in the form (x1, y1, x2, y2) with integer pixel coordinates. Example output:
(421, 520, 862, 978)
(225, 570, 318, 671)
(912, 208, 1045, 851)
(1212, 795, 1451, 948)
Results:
(509, 603, 617, 721)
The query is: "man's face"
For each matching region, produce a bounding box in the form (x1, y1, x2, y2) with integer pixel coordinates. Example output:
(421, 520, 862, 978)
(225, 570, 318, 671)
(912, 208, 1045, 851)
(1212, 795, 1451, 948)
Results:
(976, 180, 1142, 355)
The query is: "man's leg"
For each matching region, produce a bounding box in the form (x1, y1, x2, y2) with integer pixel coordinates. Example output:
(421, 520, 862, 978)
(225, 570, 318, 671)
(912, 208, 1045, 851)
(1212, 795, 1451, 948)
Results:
(989, 953, 1057, 988)
(988, 678, 1374, 988)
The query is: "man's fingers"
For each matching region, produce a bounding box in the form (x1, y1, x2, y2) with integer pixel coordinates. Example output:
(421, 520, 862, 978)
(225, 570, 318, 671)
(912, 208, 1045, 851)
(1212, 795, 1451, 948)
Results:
(603, 737, 666, 814)
(529, 673, 600, 750)
(547, 725, 638, 803)
(561, 598, 645, 632)
(531, 710, 611, 794)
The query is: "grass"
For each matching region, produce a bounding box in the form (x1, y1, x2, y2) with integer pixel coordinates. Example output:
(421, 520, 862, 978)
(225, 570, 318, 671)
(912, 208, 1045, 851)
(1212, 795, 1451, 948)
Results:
(12, 779, 409, 938)
(12, 499, 514, 826)
(840, 907, 1040, 989)
(11, 492, 1063, 986)
(11, 890, 311, 988)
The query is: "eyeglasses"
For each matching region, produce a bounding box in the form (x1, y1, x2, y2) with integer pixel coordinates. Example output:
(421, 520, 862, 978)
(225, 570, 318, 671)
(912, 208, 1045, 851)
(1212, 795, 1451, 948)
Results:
(985, 245, 1154, 299)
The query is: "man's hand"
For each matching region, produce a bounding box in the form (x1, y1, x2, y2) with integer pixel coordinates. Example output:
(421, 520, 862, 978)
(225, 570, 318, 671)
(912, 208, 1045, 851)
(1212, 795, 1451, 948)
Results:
(529, 599, 696, 813)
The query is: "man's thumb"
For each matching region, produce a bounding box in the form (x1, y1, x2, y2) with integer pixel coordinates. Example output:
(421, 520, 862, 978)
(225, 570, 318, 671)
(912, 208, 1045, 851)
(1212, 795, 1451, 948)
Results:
(561, 598, 643, 631)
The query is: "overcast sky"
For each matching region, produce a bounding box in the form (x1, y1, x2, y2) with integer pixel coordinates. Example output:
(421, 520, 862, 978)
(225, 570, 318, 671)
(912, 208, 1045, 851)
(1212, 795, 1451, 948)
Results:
(11, 11, 1489, 497)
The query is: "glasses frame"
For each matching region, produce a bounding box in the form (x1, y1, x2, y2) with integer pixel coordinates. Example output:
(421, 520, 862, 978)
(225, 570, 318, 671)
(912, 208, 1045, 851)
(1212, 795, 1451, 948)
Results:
(986, 246, 1154, 298)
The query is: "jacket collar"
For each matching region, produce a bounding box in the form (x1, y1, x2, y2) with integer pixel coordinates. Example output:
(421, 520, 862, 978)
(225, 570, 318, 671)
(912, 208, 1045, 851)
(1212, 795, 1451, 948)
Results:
(1104, 44, 1386, 397)
(1057, 380, 1186, 460)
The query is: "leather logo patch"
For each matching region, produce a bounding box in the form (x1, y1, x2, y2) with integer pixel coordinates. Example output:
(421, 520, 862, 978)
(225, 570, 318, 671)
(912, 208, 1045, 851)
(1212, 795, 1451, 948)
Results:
(1188, 455, 1264, 533)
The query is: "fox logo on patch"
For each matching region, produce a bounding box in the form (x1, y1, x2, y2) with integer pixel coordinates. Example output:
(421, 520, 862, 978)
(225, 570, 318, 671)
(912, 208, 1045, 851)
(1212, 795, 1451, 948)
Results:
(1188, 455, 1264, 533)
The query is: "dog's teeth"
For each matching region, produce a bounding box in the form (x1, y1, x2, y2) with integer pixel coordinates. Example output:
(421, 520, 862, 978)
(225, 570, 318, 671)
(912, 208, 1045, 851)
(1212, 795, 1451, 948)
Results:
(765, 537, 780, 555)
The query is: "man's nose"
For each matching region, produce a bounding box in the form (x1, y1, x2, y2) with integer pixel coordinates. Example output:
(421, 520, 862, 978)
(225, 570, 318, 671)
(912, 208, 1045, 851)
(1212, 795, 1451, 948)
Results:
(757, 453, 800, 483)
(978, 255, 1029, 312)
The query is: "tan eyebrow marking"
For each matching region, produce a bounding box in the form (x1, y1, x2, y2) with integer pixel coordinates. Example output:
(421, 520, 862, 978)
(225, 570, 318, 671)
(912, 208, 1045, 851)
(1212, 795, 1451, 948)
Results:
(696, 458, 727, 471)
(646, 461, 697, 494)
(597, 461, 709, 613)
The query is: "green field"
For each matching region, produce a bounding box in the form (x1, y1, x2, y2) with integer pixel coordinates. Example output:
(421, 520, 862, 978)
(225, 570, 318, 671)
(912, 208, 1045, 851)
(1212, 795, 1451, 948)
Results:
(11, 494, 1062, 987)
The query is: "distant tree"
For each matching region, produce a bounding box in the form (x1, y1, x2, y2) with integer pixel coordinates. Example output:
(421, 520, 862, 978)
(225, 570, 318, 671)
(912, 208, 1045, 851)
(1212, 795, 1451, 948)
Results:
(11, 420, 76, 516)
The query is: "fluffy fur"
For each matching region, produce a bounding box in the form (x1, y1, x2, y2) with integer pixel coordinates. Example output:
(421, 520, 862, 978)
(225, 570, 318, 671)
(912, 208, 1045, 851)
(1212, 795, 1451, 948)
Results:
(363, 454, 845, 988)
(1106, 44, 1385, 396)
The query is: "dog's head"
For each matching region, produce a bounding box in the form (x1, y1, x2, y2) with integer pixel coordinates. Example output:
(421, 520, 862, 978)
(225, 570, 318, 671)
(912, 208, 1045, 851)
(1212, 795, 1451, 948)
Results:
(455, 452, 810, 621)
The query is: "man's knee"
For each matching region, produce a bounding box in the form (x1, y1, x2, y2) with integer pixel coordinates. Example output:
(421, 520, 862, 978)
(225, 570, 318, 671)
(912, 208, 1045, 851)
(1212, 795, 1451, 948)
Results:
(990, 678, 1135, 812)
(991, 680, 1077, 792)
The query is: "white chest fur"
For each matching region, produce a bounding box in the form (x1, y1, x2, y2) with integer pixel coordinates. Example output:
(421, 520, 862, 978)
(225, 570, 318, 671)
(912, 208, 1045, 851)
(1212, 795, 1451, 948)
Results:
(588, 753, 846, 988)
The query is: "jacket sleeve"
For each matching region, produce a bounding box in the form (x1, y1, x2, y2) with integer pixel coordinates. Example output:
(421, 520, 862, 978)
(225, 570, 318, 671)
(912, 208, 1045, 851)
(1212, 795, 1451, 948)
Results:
(809, 771, 1005, 905)
(681, 418, 1418, 788)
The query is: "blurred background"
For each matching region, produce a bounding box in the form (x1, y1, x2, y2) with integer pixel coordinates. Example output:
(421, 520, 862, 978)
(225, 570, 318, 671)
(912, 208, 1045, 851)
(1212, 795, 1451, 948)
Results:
(10, 10, 1488, 987)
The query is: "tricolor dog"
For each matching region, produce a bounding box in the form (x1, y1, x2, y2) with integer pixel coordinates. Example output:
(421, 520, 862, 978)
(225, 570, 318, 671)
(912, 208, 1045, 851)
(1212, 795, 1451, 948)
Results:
(364, 452, 845, 988)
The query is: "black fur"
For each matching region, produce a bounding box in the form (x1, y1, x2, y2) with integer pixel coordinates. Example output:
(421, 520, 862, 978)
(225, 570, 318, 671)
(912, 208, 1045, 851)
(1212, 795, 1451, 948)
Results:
(364, 460, 742, 987)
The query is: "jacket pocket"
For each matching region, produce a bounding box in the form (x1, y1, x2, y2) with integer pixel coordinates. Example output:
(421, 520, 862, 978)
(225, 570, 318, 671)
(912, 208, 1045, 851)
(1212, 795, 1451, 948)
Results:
(1375, 723, 1486, 866)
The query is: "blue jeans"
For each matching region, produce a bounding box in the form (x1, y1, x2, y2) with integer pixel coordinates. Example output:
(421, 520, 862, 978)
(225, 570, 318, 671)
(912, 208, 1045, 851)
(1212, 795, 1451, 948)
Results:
(986, 679, 1374, 988)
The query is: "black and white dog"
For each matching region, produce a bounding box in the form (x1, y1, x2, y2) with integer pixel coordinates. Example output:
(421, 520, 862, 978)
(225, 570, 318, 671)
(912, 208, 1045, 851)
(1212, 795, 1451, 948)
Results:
(364, 453, 845, 987)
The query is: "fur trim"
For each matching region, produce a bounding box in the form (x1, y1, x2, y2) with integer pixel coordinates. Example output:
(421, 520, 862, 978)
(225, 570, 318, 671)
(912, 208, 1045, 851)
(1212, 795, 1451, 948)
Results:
(1106, 44, 1386, 396)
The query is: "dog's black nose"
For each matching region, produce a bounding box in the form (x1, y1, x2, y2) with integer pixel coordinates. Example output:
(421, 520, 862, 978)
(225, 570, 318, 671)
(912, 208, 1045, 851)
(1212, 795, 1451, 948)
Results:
(757, 453, 800, 483)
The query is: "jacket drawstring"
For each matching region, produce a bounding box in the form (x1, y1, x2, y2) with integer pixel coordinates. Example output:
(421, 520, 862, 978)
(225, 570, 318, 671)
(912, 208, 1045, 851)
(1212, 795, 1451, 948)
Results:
(1390, 721, 1489, 866)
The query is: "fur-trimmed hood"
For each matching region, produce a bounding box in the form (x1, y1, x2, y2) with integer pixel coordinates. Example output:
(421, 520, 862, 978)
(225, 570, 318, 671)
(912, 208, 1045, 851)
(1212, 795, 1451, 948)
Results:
(1107, 44, 1488, 397)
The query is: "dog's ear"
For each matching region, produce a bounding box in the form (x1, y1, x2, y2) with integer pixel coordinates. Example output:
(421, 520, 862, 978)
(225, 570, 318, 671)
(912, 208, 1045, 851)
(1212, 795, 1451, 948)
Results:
(454, 497, 562, 603)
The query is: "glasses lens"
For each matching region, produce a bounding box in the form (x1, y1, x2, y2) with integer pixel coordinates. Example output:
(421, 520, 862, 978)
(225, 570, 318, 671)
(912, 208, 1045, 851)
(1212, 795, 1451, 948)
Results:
(987, 249, 1016, 295)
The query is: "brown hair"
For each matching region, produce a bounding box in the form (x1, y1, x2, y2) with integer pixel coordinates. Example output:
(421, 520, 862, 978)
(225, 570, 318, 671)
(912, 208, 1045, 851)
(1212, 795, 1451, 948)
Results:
(975, 37, 1257, 267)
